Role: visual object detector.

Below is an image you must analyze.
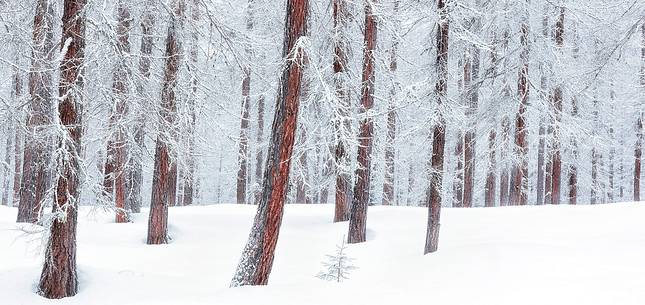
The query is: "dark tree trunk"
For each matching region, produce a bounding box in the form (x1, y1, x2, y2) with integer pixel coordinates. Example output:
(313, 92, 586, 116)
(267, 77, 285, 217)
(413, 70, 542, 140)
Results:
(425, 0, 449, 254)
(382, 0, 399, 206)
(348, 0, 378, 244)
(182, 0, 200, 207)
(463, 29, 479, 208)
(38, 0, 86, 298)
(254, 95, 265, 205)
(17, 0, 55, 223)
(499, 116, 510, 206)
(549, 7, 564, 205)
(510, 10, 529, 206)
(236, 0, 255, 205)
(147, 0, 185, 244)
(332, 0, 351, 222)
(230, 0, 309, 286)
(484, 129, 496, 207)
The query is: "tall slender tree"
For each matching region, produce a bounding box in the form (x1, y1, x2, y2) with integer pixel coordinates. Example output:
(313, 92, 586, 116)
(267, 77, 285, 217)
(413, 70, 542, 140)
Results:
(254, 95, 265, 205)
(636, 22, 645, 202)
(230, 0, 309, 286)
(382, 0, 400, 206)
(38, 0, 86, 298)
(425, 0, 449, 254)
(549, 7, 564, 205)
(16, 0, 55, 223)
(348, 0, 378, 244)
(147, 0, 185, 244)
(182, 0, 200, 206)
(332, 0, 352, 222)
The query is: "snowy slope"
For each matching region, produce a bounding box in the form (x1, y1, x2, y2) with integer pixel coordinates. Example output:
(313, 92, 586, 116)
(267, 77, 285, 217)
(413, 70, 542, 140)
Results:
(0, 203, 643, 305)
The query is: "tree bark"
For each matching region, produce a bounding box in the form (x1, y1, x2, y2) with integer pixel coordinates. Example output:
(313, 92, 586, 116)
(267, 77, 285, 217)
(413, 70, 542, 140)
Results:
(382, 0, 399, 206)
(425, 0, 449, 254)
(38, 0, 85, 298)
(348, 0, 378, 244)
(147, 0, 185, 244)
(537, 10, 548, 206)
(254, 95, 265, 205)
(16, 0, 55, 223)
(549, 7, 564, 205)
(182, 0, 200, 206)
(230, 0, 308, 286)
(332, 0, 351, 222)
(484, 129, 496, 207)
(499, 116, 510, 206)
(636, 22, 645, 202)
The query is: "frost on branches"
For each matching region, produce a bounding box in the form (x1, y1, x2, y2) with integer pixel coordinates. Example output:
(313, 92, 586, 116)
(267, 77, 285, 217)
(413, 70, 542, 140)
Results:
(317, 237, 357, 283)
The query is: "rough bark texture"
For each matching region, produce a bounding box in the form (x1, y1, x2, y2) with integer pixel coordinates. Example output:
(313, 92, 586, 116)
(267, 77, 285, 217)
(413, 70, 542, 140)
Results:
(332, 0, 351, 222)
(230, 0, 308, 286)
(236, 0, 255, 205)
(16, 0, 55, 223)
(382, 0, 399, 206)
(425, 0, 448, 254)
(509, 11, 529, 206)
(38, 0, 85, 298)
(254, 95, 265, 205)
(147, 0, 185, 244)
(348, 0, 378, 244)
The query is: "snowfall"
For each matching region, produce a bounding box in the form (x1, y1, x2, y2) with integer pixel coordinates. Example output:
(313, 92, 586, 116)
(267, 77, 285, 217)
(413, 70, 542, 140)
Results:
(0, 203, 643, 305)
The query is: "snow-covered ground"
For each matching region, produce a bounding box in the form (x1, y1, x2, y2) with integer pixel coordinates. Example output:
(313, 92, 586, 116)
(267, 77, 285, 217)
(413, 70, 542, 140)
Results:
(0, 203, 643, 305)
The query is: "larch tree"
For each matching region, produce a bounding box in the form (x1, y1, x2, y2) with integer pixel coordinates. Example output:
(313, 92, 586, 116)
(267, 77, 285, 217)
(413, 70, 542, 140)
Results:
(230, 0, 309, 286)
(16, 0, 55, 223)
(382, 0, 400, 206)
(332, 0, 352, 222)
(253, 95, 265, 205)
(38, 0, 86, 298)
(425, 0, 449, 254)
(348, 0, 378, 244)
(147, 0, 185, 244)
(236, 0, 255, 205)
(509, 0, 530, 206)
(462, 6, 480, 208)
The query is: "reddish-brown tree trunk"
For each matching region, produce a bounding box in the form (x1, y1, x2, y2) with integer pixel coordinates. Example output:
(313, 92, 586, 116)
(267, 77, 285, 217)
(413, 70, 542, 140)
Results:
(230, 0, 309, 286)
(549, 7, 564, 205)
(509, 11, 529, 206)
(348, 0, 378, 244)
(425, 0, 448, 254)
(147, 0, 185, 244)
(16, 0, 55, 223)
(382, 0, 399, 206)
(38, 0, 85, 298)
(332, 0, 351, 222)
(254, 95, 265, 205)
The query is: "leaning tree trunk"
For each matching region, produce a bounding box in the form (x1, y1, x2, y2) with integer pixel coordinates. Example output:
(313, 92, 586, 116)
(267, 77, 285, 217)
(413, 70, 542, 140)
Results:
(348, 0, 378, 244)
(230, 0, 309, 287)
(182, 0, 200, 206)
(425, 0, 449, 254)
(382, 0, 399, 206)
(509, 6, 529, 206)
(147, 0, 185, 245)
(236, 0, 255, 205)
(38, 0, 86, 298)
(17, 0, 55, 223)
(332, 0, 352, 222)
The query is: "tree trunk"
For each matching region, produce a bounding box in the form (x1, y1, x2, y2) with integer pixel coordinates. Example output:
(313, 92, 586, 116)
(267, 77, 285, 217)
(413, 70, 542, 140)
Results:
(568, 97, 578, 205)
(452, 130, 463, 207)
(348, 0, 378, 244)
(499, 116, 510, 206)
(230, 0, 309, 286)
(147, 0, 185, 244)
(295, 129, 310, 204)
(2, 63, 21, 206)
(254, 95, 265, 205)
(510, 9, 529, 206)
(182, 0, 200, 207)
(332, 0, 351, 222)
(425, 0, 448, 254)
(2, 121, 13, 206)
(38, 0, 85, 298)
(16, 0, 55, 223)
(549, 7, 564, 205)
(236, 0, 255, 205)
(485, 129, 496, 207)
(382, 0, 399, 206)
(463, 16, 480, 208)
(636, 22, 645, 202)
(537, 10, 548, 206)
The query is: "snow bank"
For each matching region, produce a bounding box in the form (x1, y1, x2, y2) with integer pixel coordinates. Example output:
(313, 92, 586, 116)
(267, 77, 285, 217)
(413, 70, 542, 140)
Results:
(1, 203, 643, 304)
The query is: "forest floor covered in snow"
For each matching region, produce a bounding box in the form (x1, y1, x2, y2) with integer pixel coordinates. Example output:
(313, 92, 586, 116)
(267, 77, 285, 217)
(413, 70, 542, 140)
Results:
(0, 203, 643, 305)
